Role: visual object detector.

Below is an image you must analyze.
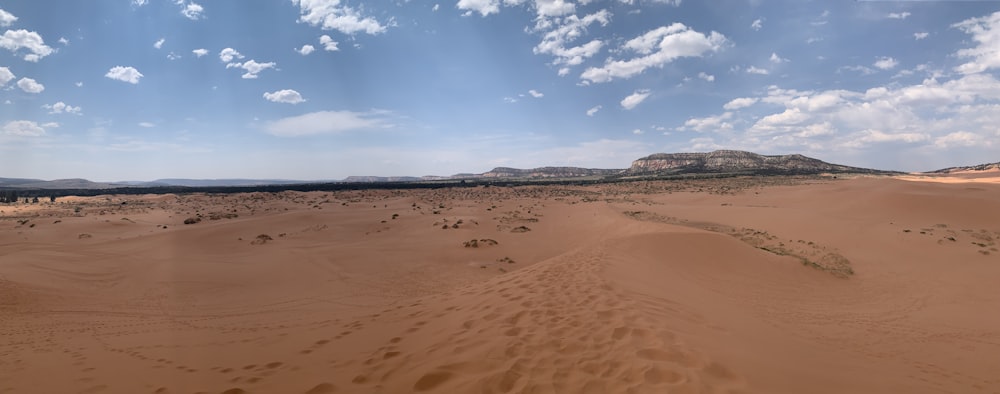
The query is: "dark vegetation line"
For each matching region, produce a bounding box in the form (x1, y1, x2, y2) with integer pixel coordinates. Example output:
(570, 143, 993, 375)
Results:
(0, 170, 895, 198)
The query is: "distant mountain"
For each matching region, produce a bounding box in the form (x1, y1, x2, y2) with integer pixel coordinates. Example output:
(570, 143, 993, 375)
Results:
(147, 179, 313, 187)
(627, 150, 890, 175)
(0, 178, 123, 189)
(476, 166, 623, 178)
(927, 162, 1000, 174)
(341, 176, 422, 183)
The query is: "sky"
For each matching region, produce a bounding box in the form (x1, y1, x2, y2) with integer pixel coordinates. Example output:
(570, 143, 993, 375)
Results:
(1, 0, 1000, 181)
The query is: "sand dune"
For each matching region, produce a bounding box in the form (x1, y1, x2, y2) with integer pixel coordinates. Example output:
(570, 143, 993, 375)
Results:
(2, 176, 999, 393)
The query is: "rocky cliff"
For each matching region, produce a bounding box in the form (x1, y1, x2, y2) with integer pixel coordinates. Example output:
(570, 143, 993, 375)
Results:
(477, 167, 623, 178)
(628, 150, 882, 175)
(927, 162, 1000, 174)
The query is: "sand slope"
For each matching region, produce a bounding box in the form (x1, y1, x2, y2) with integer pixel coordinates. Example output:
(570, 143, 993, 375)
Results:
(2, 177, 999, 393)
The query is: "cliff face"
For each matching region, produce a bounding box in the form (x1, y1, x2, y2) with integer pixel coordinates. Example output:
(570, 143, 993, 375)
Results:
(628, 150, 875, 174)
(479, 167, 623, 178)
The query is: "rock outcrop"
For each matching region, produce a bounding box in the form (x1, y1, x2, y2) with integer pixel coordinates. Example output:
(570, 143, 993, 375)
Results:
(628, 150, 883, 175)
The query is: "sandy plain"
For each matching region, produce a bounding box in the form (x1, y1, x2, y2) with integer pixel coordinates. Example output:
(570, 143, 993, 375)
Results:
(1, 175, 999, 394)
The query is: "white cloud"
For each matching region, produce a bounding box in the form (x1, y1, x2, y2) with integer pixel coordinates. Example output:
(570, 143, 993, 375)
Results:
(219, 47, 244, 62)
(631, 128, 643, 135)
(105, 66, 143, 84)
(138, 122, 155, 128)
(887, 12, 911, 20)
(528, 89, 543, 98)
(0, 66, 13, 86)
(873, 56, 898, 70)
(581, 23, 727, 83)
(192, 48, 209, 57)
(43, 101, 82, 115)
(319, 35, 339, 51)
(457, 0, 500, 16)
(914, 32, 929, 40)
(953, 11, 1000, 74)
(226, 59, 276, 79)
(263, 89, 306, 104)
(532, 10, 610, 68)
(535, 0, 576, 17)
(0, 8, 17, 27)
(297, 44, 315, 55)
(934, 131, 983, 148)
(2, 120, 45, 137)
(723, 97, 758, 110)
(586, 105, 601, 116)
(154, 38, 165, 49)
(58, 37, 69, 45)
(292, 0, 387, 35)
(16, 77, 44, 93)
(620, 89, 651, 110)
(839, 65, 875, 75)
(167, 52, 181, 60)
(433, 4, 440, 11)
(679, 112, 733, 133)
(0, 29, 55, 62)
(697, 71, 714, 82)
(75, 81, 83, 87)
(746, 66, 769, 75)
(769, 52, 788, 63)
(181, 2, 204, 20)
(264, 110, 389, 136)
(132, 0, 148, 5)
(750, 18, 762, 31)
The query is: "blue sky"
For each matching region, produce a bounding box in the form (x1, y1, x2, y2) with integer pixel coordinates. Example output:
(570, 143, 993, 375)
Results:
(1, 0, 999, 180)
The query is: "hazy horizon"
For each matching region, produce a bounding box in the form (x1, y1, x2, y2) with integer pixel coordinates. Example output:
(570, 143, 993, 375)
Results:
(2, 1, 999, 180)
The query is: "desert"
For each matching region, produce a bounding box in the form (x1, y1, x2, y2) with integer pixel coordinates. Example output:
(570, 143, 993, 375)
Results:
(2, 173, 999, 394)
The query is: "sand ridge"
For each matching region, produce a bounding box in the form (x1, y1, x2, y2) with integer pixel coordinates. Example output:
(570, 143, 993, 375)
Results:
(2, 176, 1000, 393)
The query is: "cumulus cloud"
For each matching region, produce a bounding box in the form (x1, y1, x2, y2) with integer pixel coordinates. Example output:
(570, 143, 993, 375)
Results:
(746, 66, 769, 75)
(620, 89, 650, 110)
(533, 10, 610, 68)
(138, 122, 155, 128)
(16, 77, 44, 93)
(292, 0, 387, 35)
(750, 18, 762, 31)
(953, 11, 1000, 74)
(697, 72, 714, 82)
(671, 72, 1000, 162)
(723, 97, 758, 110)
(586, 105, 601, 116)
(769, 52, 788, 63)
(914, 32, 928, 40)
(887, 12, 911, 20)
(3, 120, 46, 137)
(873, 56, 898, 70)
(226, 59, 276, 79)
(219, 47, 244, 62)
(105, 66, 143, 84)
(0, 29, 55, 62)
(181, 2, 204, 20)
(192, 48, 209, 57)
(154, 38, 165, 49)
(0, 66, 13, 86)
(528, 89, 543, 98)
(457, 0, 501, 16)
(265, 110, 389, 136)
(678, 112, 733, 132)
(43, 101, 82, 115)
(263, 89, 306, 104)
(319, 35, 339, 51)
(0, 8, 18, 27)
(297, 44, 315, 55)
(581, 23, 727, 83)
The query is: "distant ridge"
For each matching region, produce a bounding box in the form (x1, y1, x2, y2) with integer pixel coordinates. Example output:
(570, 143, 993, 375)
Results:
(1, 150, 898, 191)
(927, 162, 1000, 174)
(627, 150, 890, 175)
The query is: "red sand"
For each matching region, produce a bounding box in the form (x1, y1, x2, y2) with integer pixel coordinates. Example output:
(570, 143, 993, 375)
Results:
(2, 176, 999, 393)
